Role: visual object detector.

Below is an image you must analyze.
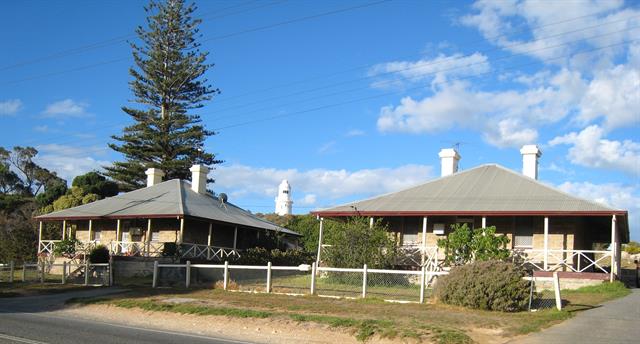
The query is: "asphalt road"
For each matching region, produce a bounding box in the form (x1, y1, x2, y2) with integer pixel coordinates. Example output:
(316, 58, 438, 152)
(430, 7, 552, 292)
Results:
(0, 288, 254, 344)
(512, 288, 640, 344)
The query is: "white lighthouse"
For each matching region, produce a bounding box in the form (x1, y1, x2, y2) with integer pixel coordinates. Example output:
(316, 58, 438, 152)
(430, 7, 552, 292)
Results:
(274, 179, 293, 215)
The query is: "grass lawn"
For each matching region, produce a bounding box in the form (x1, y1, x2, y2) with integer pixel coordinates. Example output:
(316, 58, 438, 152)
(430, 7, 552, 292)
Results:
(0, 281, 98, 297)
(67, 281, 630, 343)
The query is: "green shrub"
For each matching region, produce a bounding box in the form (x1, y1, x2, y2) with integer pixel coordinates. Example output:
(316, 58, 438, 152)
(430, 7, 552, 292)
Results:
(162, 242, 178, 257)
(53, 237, 80, 257)
(437, 224, 510, 266)
(232, 247, 314, 266)
(89, 245, 110, 263)
(624, 241, 640, 255)
(435, 260, 529, 312)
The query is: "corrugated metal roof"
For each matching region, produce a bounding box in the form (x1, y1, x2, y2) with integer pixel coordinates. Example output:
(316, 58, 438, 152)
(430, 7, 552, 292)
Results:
(36, 179, 299, 236)
(315, 164, 623, 215)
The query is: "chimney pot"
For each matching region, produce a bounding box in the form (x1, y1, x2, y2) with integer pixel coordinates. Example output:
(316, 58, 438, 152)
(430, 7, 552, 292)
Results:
(438, 148, 461, 177)
(520, 145, 542, 179)
(189, 164, 209, 194)
(145, 168, 165, 187)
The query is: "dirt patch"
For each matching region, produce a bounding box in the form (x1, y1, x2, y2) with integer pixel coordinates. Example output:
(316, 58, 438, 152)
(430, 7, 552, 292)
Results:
(57, 303, 402, 344)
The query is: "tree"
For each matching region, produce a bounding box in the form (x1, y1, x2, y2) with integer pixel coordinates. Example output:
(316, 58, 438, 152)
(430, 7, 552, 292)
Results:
(0, 146, 64, 263)
(323, 217, 398, 269)
(72, 171, 118, 198)
(437, 224, 510, 266)
(105, 0, 221, 191)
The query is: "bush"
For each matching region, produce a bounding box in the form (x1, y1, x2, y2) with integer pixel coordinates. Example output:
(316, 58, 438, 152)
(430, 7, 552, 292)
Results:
(232, 247, 314, 266)
(89, 245, 110, 263)
(624, 241, 640, 255)
(437, 224, 510, 266)
(162, 242, 178, 257)
(435, 260, 530, 312)
(53, 237, 80, 257)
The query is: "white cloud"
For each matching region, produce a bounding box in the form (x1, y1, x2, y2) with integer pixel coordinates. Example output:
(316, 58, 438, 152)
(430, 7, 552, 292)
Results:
(549, 125, 640, 175)
(35, 144, 110, 182)
(345, 129, 365, 137)
(460, 0, 638, 69)
(317, 141, 337, 154)
(376, 75, 583, 147)
(369, 52, 490, 89)
(0, 99, 23, 115)
(557, 181, 639, 239)
(576, 59, 640, 129)
(42, 99, 89, 118)
(297, 194, 317, 206)
(212, 163, 434, 208)
(33, 125, 49, 133)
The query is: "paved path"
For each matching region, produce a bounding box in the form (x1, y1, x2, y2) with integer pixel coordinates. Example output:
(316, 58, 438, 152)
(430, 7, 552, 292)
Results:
(513, 289, 640, 344)
(0, 288, 253, 344)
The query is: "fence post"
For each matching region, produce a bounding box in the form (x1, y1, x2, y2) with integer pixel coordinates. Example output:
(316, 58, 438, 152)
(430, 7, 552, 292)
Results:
(22, 264, 26, 282)
(40, 260, 45, 284)
(62, 261, 66, 284)
(185, 260, 191, 288)
(223, 261, 229, 290)
(9, 261, 14, 283)
(266, 261, 272, 293)
(310, 262, 316, 295)
(152, 260, 158, 288)
(84, 260, 89, 286)
(553, 271, 562, 311)
(419, 265, 426, 304)
(362, 264, 367, 299)
(108, 256, 114, 286)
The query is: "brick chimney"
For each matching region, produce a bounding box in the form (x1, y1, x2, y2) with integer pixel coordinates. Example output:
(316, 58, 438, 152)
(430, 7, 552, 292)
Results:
(189, 164, 209, 194)
(438, 148, 461, 177)
(520, 145, 542, 180)
(145, 168, 164, 187)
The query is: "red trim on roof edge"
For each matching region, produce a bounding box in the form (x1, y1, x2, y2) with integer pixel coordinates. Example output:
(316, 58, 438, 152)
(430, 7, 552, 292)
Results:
(311, 210, 628, 217)
(34, 214, 183, 221)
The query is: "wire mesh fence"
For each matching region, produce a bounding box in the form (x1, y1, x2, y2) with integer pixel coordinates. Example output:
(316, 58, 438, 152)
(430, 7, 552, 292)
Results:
(271, 267, 311, 295)
(366, 270, 422, 302)
(315, 268, 365, 299)
(228, 266, 269, 292)
(0, 263, 14, 282)
(528, 274, 561, 311)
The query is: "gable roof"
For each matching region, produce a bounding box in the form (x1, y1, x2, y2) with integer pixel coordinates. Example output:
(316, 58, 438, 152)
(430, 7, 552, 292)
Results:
(314, 164, 627, 216)
(35, 179, 299, 236)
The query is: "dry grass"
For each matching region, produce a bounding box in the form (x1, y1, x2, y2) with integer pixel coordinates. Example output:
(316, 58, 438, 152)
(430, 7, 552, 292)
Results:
(66, 282, 630, 343)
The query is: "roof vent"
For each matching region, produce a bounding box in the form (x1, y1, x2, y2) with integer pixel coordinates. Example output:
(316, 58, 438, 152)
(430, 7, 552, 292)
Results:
(189, 164, 209, 194)
(145, 168, 165, 187)
(520, 145, 542, 180)
(438, 148, 460, 177)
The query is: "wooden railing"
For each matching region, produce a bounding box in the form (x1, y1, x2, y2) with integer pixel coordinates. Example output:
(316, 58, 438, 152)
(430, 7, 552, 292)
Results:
(110, 241, 146, 256)
(514, 249, 611, 273)
(38, 240, 61, 254)
(180, 242, 240, 261)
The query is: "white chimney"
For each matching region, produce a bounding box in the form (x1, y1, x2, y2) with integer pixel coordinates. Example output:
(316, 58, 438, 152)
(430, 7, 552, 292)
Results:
(145, 168, 165, 187)
(520, 145, 542, 179)
(189, 164, 209, 194)
(438, 148, 461, 177)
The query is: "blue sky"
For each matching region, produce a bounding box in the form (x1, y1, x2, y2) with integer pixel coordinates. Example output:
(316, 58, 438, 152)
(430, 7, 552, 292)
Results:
(0, 0, 638, 238)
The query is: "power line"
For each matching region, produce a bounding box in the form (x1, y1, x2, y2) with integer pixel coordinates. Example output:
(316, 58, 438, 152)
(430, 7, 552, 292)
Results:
(22, 35, 640, 157)
(209, 8, 635, 105)
(201, 25, 640, 121)
(0, 0, 384, 76)
(213, 38, 638, 131)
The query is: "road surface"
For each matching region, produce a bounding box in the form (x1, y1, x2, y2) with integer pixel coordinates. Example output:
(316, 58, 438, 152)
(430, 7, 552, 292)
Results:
(0, 288, 254, 344)
(512, 288, 640, 344)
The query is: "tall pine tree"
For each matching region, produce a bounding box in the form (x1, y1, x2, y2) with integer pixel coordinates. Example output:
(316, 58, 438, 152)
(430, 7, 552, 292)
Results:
(105, 0, 221, 191)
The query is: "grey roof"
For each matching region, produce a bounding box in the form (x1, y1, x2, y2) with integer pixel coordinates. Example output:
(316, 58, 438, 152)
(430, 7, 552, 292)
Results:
(36, 179, 300, 236)
(315, 164, 625, 215)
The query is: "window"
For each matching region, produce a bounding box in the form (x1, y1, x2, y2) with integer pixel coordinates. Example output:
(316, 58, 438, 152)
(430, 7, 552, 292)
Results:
(151, 231, 160, 242)
(93, 230, 101, 242)
(514, 217, 533, 248)
(121, 232, 130, 243)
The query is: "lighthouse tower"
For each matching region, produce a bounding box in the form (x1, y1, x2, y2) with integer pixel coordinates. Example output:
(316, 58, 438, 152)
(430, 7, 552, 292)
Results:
(275, 179, 293, 215)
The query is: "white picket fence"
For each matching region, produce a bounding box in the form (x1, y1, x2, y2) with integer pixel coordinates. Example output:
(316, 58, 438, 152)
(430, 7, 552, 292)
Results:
(0, 260, 112, 286)
(152, 261, 448, 303)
